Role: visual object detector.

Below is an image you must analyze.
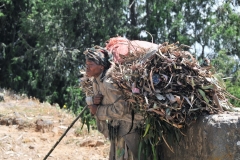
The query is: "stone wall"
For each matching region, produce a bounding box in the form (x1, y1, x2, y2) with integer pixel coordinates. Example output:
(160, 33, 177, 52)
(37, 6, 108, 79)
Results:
(162, 112, 240, 160)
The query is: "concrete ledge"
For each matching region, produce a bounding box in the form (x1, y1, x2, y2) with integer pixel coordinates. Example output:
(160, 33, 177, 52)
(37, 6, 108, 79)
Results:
(162, 112, 240, 160)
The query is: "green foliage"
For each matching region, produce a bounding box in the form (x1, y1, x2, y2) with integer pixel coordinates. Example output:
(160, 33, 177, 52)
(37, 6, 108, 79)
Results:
(138, 114, 182, 159)
(211, 2, 240, 57)
(63, 85, 95, 130)
(211, 50, 240, 107)
(1, 0, 128, 130)
(225, 79, 240, 107)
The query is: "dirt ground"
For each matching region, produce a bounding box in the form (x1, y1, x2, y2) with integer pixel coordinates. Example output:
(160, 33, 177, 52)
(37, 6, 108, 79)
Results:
(0, 93, 110, 160)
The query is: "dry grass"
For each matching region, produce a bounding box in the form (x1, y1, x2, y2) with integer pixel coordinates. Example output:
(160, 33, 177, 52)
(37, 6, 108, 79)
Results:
(0, 89, 109, 160)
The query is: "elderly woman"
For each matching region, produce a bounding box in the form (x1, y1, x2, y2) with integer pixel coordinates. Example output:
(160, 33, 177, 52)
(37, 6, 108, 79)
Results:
(84, 46, 143, 160)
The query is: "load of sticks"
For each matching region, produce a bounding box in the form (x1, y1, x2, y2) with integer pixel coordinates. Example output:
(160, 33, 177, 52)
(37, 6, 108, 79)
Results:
(104, 38, 236, 127)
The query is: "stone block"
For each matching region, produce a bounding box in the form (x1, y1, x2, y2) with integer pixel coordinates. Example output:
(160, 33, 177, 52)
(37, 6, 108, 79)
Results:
(162, 112, 240, 160)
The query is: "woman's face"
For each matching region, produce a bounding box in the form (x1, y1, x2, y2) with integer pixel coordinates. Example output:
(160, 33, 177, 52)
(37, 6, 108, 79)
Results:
(85, 59, 104, 78)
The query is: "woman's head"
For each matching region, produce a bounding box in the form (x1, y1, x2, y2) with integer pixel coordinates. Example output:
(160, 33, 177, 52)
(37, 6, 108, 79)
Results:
(85, 59, 104, 78)
(84, 46, 111, 78)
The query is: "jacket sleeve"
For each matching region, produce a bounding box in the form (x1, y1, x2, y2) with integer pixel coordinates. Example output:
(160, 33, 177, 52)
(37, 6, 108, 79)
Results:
(95, 79, 130, 121)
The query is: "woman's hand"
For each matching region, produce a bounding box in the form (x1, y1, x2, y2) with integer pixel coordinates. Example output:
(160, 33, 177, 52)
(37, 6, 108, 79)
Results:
(88, 104, 98, 115)
(93, 94, 103, 105)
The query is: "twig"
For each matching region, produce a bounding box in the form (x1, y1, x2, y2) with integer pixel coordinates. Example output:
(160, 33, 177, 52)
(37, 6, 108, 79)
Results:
(144, 30, 154, 43)
(163, 75, 173, 89)
(128, 0, 135, 8)
(162, 135, 174, 153)
(149, 68, 155, 91)
(0, 136, 8, 141)
(222, 77, 232, 80)
(0, 4, 5, 8)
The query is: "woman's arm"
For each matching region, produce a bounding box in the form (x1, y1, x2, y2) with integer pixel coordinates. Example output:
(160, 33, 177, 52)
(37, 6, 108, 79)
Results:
(95, 79, 129, 121)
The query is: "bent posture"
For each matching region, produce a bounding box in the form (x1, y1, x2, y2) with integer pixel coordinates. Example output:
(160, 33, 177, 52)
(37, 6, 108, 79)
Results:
(84, 46, 143, 160)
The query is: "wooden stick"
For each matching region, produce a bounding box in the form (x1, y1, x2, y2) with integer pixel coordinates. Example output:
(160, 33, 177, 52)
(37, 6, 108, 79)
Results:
(43, 105, 87, 160)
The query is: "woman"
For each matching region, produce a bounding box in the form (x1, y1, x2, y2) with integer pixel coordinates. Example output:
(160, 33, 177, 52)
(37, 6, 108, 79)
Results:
(84, 46, 143, 160)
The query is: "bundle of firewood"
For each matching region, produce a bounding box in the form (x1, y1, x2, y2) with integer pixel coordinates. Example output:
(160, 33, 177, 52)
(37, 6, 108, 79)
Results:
(105, 41, 236, 128)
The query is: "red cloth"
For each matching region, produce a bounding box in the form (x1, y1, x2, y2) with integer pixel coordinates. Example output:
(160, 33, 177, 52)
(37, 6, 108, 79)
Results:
(105, 37, 158, 63)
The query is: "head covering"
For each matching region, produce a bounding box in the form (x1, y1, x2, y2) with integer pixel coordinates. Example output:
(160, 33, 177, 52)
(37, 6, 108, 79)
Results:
(84, 46, 112, 80)
(84, 46, 111, 69)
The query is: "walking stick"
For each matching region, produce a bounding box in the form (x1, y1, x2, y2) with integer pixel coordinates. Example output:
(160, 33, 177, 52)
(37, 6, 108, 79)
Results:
(43, 105, 87, 160)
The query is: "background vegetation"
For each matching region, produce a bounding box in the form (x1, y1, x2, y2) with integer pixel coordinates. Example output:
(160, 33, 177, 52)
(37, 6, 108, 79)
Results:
(0, 0, 239, 118)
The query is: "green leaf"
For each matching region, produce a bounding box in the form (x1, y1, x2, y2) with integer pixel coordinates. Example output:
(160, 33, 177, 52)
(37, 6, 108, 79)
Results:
(151, 141, 157, 160)
(143, 123, 150, 137)
(201, 85, 214, 90)
(0, 12, 5, 17)
(198, 89, 209, 104)
(213, 74, 226, 89)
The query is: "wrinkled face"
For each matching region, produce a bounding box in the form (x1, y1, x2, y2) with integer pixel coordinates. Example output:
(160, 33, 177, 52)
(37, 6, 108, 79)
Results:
(85, 59, 104, 78)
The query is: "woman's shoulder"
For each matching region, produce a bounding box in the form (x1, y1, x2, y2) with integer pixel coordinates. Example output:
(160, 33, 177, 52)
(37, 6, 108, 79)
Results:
(102, 76, 121, 92)
(103, 76, 114, 85)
